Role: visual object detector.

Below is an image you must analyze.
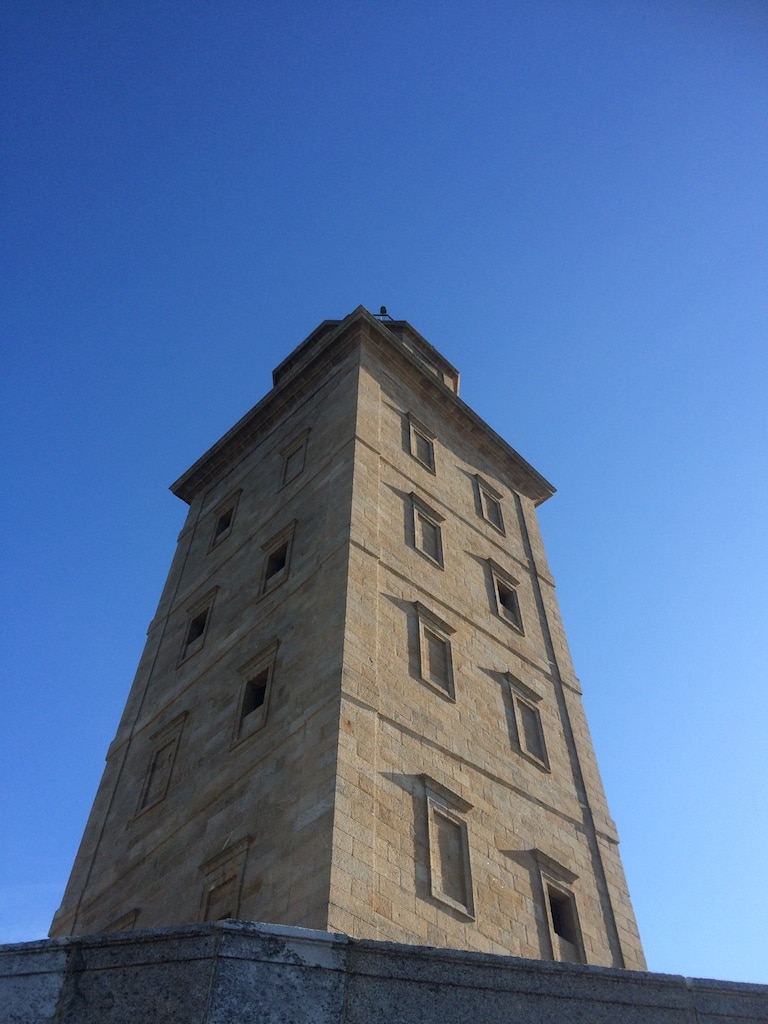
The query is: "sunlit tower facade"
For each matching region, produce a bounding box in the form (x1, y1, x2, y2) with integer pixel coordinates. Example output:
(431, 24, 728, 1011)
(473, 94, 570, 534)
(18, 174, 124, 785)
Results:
(51, 307, 645, 970)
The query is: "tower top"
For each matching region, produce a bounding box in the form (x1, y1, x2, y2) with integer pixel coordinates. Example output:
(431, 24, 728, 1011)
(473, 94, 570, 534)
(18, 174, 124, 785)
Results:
(171, 306, 554, 506)
(272, 306, 460, 393)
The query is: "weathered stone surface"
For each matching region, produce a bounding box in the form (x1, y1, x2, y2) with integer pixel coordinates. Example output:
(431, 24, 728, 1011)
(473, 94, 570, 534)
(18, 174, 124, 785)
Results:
(2, 924, 767, 1024)
(0, 942, 67, 1024)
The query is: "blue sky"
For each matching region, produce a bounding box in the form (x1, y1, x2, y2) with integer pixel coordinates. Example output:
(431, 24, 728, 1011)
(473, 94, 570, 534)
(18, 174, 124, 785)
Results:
(2, 1, 767, 984)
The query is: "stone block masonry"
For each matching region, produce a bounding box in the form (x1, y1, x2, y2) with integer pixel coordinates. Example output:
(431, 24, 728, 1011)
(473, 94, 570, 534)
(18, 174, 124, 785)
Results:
(49, 307, 643, 970)
(2, 922, 767, 1024)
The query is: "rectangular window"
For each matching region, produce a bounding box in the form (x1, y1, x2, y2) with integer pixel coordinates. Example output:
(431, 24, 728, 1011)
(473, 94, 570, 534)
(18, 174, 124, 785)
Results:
(519, 700, 547, 763)
(532, 850, 585, 964)
(141, 740, 175, 808)
(413, 429, 435, 469)
(199, 837, 251, 923)
(242, 669, 268, 719)
(476, 476, 505, 534)
(136, 713, 187, 814)
(434, 810, 468, 906)
(507, 675, 549, 769)
(260, 521, 296, 596)
(209, 490, 241, 550)
(424, 779, 474, 917)
(545, 884, 585, 964)
(184, 608, 208, 653)
(424, 628, 451, 692)
(265, 543, 288, 580)
(179, 590, 217, 664)
(213, 507, 234, 542)
(418, 513, 441, 562)
(204, 875, 238, 921)
(416, 603, 456, 700)
(232, 639, 279, 744)
(496, 579, 522, 627)
(411, 494, 444, 567)
(280, 429, 310, 486)
(407, 413, 436, 472)
(283, 447, 304, 483)
(489, 561, 524, 632)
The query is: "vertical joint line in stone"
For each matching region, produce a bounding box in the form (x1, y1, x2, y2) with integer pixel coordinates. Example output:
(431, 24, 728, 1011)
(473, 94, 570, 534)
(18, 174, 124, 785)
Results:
(513, 490, 626, 969)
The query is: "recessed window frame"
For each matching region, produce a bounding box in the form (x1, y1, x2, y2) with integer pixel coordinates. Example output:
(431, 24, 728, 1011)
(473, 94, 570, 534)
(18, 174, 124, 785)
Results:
(411, 493, 445, 567)
(406, 413, 437, 473)
(415, 602, 456, 700)
(232, 638, 280, 745)
(199, 837, 251, 923)
(422, 776, 475, 918)
(259, 521, 297, 597)
(488, 560, 524, 633)
(532, 850, 585, 965)
(507, 674, 550, 771)
(208, 490, 242, 551)
(475, 475, 506, 535)
(178, 588, 218, 665)
(135, 712, 188, 815)
(280, 429, 310, 488)
(104, 908, 140, 934)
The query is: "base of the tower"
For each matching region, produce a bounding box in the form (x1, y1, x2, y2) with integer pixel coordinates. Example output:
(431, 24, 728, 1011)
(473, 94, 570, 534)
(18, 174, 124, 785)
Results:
(3, 920, 766, 1023)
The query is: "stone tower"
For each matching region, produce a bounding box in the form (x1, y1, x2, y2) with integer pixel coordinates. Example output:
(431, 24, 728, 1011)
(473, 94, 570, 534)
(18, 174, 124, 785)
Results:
(50, 306, 645, 970)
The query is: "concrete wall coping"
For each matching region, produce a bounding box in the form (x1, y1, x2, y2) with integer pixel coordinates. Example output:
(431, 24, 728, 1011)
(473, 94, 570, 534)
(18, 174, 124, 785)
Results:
(2, 921, 766, 1023)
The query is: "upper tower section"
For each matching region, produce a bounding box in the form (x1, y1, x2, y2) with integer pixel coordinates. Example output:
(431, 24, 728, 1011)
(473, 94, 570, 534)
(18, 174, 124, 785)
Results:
(171, 306, 553, 507)
(272, 309, 460, 394)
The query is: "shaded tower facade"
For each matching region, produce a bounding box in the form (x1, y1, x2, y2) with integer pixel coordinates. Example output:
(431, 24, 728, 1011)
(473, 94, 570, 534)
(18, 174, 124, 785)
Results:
(51, 307, 645, 970)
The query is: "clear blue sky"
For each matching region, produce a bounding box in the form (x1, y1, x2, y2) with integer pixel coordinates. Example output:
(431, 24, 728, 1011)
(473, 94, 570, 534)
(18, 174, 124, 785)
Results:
(2, 1, 767, 985)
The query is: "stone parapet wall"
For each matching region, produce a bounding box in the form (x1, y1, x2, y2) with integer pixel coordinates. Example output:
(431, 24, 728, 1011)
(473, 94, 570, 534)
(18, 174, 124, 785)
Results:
(3, 921, 766, 1024)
